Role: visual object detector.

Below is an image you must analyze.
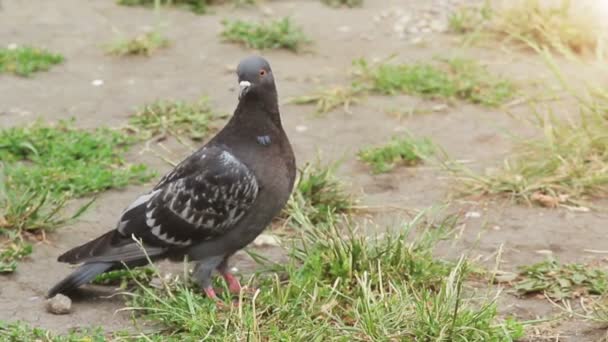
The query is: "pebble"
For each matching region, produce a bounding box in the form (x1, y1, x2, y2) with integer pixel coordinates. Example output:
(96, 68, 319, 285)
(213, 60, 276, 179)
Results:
(91, 79, 104, 87)
(7, 43, 18, 50)
(494, 271, 518, 283)
(46, 294, 72, 315)
(465, 211, 481, 219)
(253, 234, 281, 247)
(295, 125, 308, 132)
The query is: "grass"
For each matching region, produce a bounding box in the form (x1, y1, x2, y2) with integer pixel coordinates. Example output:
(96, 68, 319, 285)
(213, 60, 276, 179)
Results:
(448, 1, 493, 35)
(221, 17, 310, 52)
(0, 321, 107, 342)
(281, 160, 355, 226)
(92, 267, 155, 288)
(116, 0, 253, 14)
(358, 135, 435, 174)
(288, 85, 365, 115)
(127, 97, 226, 141)
(449, 0, 608, 59)
(0, 120, 154, 273)
(453, 91, 608, 208)
(125, 211, 524, 341)
(451, 50, 608, 208)
(107, 31, 169, 57)
(292, 57, 516, 114)
(322, 0, 363, 8)
(0, 46, 63, 77)
(513, 259, 608, 301)
(353, 57, 516, 107)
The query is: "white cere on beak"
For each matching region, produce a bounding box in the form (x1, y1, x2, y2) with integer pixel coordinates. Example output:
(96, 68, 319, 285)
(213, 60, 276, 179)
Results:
(238, 80, 251, 99)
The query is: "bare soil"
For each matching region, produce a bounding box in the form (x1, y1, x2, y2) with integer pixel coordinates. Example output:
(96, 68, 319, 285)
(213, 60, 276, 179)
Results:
(1, 0, 607, 340)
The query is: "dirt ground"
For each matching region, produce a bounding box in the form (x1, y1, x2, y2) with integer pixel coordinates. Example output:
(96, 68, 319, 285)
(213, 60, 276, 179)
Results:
(1, 0, 607, 340)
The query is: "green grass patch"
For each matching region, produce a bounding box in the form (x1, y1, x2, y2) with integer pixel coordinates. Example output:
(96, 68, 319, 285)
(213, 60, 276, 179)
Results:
(292, 57, 516, 114)
(0, 46, 63, 77)
(220, 17, 310, 52)
(281, 160, 355, 226)
(127, 97, 226, 141)
(0, 321, 108, 342)
(125, 211, 524, 340)
(353, 57, 516, 107)
(116, 0, 251, 14)
(107, 31, 169, 57)
(322, 0, 363, 8)
(514, 259, 608, 301)
(92, 267, 155, 288)
(358, 135, 434, 174)
(0, 120, 154, 273)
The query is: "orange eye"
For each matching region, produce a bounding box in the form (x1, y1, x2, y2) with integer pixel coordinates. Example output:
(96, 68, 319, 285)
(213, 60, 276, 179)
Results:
(259, 69, 266, 76)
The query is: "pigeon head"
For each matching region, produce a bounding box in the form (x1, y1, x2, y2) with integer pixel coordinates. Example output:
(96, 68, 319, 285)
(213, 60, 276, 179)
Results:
(236, 56, 276, 101)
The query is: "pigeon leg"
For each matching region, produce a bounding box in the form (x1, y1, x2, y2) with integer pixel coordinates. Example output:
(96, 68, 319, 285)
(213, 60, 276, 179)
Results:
(217, 258, 257, 295)
(193, 257, 224, 299)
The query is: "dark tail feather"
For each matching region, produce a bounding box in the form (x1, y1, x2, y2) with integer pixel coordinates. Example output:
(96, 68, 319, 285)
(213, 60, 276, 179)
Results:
(47, 262, 114, 298)
(58, 230, 121, 264)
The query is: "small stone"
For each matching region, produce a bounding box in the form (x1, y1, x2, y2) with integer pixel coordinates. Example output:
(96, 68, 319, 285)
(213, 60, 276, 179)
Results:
(397, 14, 412, 24)
(465, 211, 481, 219)
(430, 19, 447, 32)
(91, 79, 104, 87)
(338, 25, 351, 33)
(432, 104, 448, 112)
(46, 294, 72, 315)
(410, 37, 423, 45)
(536, 249, 553, 255)
(7, 43, 18, 50)
(261, 7, 274, 16)
(295, 125, 308, 132)
(494, 271, 518, 283)
(253, 234, 281, 247)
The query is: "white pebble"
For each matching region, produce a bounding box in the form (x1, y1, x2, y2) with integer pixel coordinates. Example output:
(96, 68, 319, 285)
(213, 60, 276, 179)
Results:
(465, 211, 481, 219)
(7, 43, 18, 50)
(253, 234, 281, 247)
(91, 79, 104, 86)
(295, 125, 308, 132)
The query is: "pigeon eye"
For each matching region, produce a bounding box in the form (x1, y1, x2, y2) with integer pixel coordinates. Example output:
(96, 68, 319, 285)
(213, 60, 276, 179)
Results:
(259, 69, 266, 76)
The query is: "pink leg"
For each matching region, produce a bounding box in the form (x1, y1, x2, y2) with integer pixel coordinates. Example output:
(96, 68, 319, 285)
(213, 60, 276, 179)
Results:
(203, 286, 234, 309)
(220, 270, 242, 295)
(203, 286, 219, 299)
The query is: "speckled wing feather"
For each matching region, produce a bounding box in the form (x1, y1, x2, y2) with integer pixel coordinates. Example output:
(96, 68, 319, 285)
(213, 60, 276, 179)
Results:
(116, 146, 259, 248)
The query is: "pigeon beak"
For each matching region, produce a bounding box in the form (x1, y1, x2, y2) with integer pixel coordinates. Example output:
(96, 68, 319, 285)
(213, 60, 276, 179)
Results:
(238, 80, 251, 100)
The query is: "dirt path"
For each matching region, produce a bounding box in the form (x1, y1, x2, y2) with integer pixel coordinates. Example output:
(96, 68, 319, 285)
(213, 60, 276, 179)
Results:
(1, 0, 607, 340)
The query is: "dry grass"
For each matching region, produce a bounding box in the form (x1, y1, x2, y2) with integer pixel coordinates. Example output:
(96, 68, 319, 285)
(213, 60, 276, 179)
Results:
(451, 0, 608, 59)
(452, 52, 608, 208)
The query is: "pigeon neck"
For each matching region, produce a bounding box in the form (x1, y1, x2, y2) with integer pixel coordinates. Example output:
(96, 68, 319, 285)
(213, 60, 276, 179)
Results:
(234, 91, 282, 127)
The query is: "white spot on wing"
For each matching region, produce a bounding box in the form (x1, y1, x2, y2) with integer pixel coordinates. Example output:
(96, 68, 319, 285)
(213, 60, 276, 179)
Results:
(124, 189, 161, 213)
(151, 224, 191, 246)
(219, 150, 239, 167)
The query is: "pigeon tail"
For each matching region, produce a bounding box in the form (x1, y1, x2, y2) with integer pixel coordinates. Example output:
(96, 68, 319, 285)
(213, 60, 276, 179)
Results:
(47, 262, 113, 298)
(58, 230, 119, 264)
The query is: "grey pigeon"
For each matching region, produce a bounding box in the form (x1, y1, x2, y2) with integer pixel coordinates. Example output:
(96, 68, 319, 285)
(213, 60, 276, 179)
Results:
(48, 56, 296, 301)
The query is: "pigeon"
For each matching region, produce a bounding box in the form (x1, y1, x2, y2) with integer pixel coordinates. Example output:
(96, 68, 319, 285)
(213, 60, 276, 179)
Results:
(48, 56, 296, 301)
